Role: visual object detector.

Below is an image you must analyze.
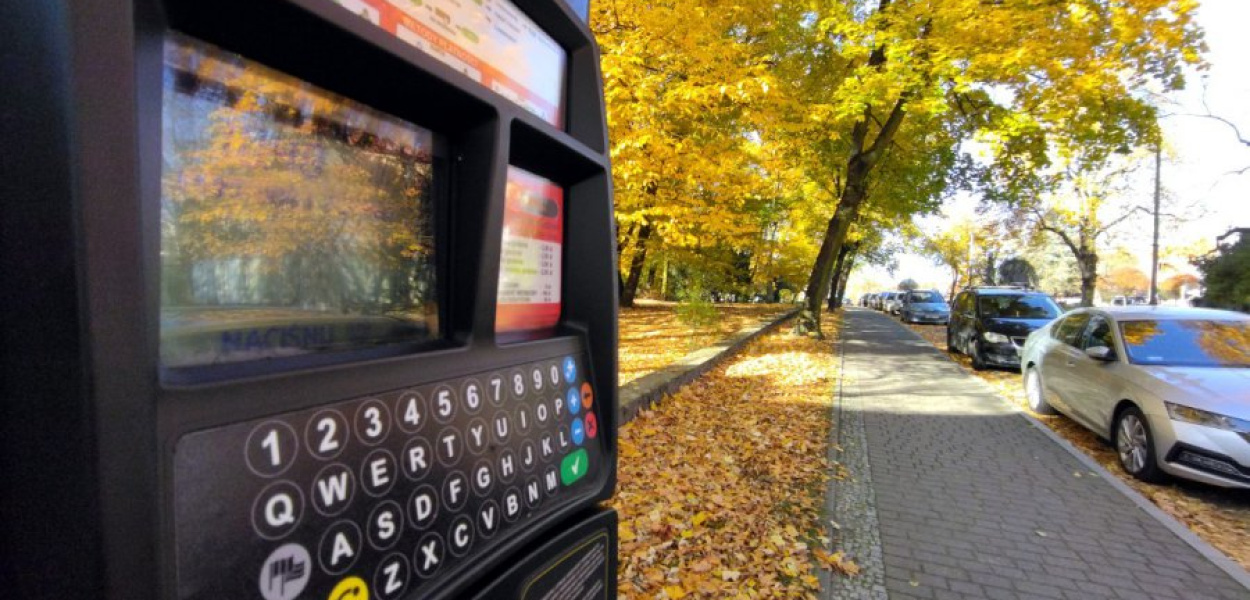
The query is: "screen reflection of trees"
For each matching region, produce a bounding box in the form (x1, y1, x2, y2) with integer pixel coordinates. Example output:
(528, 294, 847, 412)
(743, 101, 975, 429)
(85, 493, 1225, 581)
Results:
(160, 34, 438, 367)
(1120, 320, 1249, 367)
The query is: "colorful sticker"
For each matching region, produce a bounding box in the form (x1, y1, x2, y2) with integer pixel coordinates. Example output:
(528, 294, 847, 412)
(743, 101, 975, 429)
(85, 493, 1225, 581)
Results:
(496, 167, 563, 336)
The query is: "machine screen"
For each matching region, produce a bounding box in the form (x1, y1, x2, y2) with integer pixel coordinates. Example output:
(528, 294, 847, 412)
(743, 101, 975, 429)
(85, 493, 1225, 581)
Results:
(159, 34, 440, 369)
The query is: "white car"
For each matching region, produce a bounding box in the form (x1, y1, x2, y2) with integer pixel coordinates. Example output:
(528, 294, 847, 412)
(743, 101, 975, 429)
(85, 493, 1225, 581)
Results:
(1019, 306, 1250, 489)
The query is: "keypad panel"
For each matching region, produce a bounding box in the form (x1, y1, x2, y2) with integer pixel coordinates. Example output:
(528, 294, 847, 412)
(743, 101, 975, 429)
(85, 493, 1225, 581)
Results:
(173, 353, 604, 600)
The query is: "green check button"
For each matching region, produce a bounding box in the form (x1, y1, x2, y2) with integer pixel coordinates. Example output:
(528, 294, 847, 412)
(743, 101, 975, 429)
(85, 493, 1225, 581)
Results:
(560, 449, 589, 486)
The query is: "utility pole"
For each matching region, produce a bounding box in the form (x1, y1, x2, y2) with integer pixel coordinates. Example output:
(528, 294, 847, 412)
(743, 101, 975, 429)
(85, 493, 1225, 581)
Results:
(1149, 143, 1161, 305)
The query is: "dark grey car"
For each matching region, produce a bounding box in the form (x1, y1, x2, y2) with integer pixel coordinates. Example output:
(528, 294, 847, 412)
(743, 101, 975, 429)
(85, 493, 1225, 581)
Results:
(899, 290, 950, 324)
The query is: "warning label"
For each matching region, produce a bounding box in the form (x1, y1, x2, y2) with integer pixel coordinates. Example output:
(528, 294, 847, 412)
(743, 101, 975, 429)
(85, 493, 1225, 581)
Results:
(521, 534, 609, 600)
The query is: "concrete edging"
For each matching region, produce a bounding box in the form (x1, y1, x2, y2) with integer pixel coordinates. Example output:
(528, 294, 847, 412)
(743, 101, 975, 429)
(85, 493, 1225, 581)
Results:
(617, 307, 800, 424)
(887, 316, 1250, 592)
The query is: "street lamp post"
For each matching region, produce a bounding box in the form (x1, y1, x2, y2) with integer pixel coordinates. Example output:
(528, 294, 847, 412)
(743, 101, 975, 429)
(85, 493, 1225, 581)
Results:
(1149, 143, 1161, 306)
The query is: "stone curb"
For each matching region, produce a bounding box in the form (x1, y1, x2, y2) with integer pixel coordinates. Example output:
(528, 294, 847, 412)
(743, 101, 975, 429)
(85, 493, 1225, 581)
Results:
(888, 317, 1250, 592)
(617, 307, 800, 424)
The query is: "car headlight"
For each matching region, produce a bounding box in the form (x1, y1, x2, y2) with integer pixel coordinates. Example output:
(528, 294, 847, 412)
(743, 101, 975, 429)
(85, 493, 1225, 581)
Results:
(1165, 402, 1250, 432)
(983, 332, 1009, 344)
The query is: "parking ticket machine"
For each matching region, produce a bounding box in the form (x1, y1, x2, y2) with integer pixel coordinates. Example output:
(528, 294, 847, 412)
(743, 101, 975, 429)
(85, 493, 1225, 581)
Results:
(1, 0, 617, 598)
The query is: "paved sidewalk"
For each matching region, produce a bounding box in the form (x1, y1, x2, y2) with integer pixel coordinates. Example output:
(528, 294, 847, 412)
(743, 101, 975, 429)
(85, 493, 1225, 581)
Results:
(825, 309, 1249, 600)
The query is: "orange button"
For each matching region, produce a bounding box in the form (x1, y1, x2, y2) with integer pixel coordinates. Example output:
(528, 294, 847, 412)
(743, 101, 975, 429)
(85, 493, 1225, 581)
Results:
(580, 382, 593, 409)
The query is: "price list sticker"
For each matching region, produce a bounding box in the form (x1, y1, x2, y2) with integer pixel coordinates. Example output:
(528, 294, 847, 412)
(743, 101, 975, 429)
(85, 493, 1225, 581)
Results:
(172, 353, 603, 600)
(496, 167, 563, 337)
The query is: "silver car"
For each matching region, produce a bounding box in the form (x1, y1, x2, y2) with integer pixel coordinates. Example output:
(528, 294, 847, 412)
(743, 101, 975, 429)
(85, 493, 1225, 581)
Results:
(1019, 306, 1250, 489)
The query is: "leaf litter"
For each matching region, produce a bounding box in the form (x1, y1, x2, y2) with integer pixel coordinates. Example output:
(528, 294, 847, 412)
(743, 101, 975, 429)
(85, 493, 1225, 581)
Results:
(612, 317, 853, 599)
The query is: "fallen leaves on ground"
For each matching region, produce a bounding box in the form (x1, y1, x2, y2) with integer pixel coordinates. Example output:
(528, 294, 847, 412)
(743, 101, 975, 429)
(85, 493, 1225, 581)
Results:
(611, 318, 846, 599)
(902, 320, 1250, 571)
(619, 301, 794, 385)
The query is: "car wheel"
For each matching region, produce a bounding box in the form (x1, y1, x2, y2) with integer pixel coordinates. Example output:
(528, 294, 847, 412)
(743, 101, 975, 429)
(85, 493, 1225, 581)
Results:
(970, 341, 987, 370)
(1114, 407, 1164, 483)
(1024, 368, 1056, 415)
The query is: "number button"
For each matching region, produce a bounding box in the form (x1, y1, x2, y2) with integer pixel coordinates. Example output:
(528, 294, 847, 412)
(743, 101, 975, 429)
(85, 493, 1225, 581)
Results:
(547, 363, 560, 387)
(246, 421, 298, 477)
(317, 520, 362, 575)
(486, 374, 505, 407)
(251, 480, 304, 540)
(367, 500, 405, 551)
(395, 391, 427, 434)
(508, 368, 527, 401)
(355, 399, 391, 446)
(432, 385, 457, 425)
(373, 553, 411, 600)
(462, 378, 484, 414)
(530, 366, 544, 393)
(305, 410, 349, 461)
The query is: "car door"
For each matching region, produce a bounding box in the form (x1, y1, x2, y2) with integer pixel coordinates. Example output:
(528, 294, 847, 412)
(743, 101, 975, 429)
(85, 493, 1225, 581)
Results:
(952, 292, 972, 351)
(1042, 312, 1091, 414)
(1065, 315, 1124, 437)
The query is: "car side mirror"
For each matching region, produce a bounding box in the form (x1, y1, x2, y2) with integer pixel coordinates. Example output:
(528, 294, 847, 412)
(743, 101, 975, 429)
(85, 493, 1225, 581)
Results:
(1085, 346, 1116, 362)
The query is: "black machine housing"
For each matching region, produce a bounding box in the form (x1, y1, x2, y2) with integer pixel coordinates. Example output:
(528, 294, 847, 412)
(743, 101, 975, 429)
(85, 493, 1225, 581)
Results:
(1, 0, 617, 598)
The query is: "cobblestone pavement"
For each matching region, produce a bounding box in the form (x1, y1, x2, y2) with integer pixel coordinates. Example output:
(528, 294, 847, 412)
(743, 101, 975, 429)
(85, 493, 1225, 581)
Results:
(824, 309, 1250, 600)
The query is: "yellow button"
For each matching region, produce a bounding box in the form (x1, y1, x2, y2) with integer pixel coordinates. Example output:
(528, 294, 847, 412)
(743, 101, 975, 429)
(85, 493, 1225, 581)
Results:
(328, 576, 368, 600)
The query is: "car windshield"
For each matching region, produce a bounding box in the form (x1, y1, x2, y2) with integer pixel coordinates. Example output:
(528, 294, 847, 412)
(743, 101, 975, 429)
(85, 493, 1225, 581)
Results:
(977, 295, 1060, 319)
(1119, 319, 1250, 368)
(907, 291, 944, 303)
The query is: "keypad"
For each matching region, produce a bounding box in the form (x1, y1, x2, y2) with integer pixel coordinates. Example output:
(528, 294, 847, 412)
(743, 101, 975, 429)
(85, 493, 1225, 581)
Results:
(174, 353, 603, 600)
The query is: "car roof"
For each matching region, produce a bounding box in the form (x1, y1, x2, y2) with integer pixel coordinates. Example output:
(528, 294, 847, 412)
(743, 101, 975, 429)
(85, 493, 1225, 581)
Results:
(966, 288, 1046, 296)
(1074, 306, 1250, 321)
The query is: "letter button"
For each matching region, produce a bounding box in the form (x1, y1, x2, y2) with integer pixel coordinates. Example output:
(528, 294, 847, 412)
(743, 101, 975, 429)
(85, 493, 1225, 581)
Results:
(258, 543, 312, 600)
(435, 427, 463, 468)
(477, 499, 501, 539)
(491, 410, 513, 444)
(355, 398, 391, 446)
(311, 463, 355, 517)
(401, 437, 434, 482)
(247, 420, 299, 477)
(502, 487, 522, 523)
(408, 484, 439, 530)
(317, 520, 362, 575)
(373, 553, 410, 600)
(471, 459, 495, 497)
(367, 500, 405, 551)
(361, 448, 397, 497)
(252, 480, 304, 540)
(448, 514, 475, 557)
(413, 532, 445, 578)
(442, 470, 469, 512)
(465, 418, 489, 455)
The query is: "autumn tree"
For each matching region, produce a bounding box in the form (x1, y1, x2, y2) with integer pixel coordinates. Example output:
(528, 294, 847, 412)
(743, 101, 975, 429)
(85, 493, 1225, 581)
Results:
(781, 0, 1203, 334)
(1161, 273, 1200, 300)
(1102, 266, 1151, 298)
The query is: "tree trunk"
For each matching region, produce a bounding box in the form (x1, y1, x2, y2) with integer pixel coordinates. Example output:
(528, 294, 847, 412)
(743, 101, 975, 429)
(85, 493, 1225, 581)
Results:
(620, 222, 653, 308)
(1078, 251, 1098, 307)
(835, 251, 857, 307)
(826, 243, 852, 311)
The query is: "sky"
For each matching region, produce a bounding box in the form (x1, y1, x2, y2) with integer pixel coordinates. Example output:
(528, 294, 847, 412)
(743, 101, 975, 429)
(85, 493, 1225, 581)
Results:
(847, 0, 1250, 298)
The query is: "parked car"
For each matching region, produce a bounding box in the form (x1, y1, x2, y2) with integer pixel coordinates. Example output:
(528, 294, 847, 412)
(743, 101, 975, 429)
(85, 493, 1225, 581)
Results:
(948, 287, 1062, 370)
(859, 293, 871, 307)
(883, 291, 904, 315)
(899, 290, 950, 324)
(870, 292, 887, 311)
(1020, 307, 1250, 489)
